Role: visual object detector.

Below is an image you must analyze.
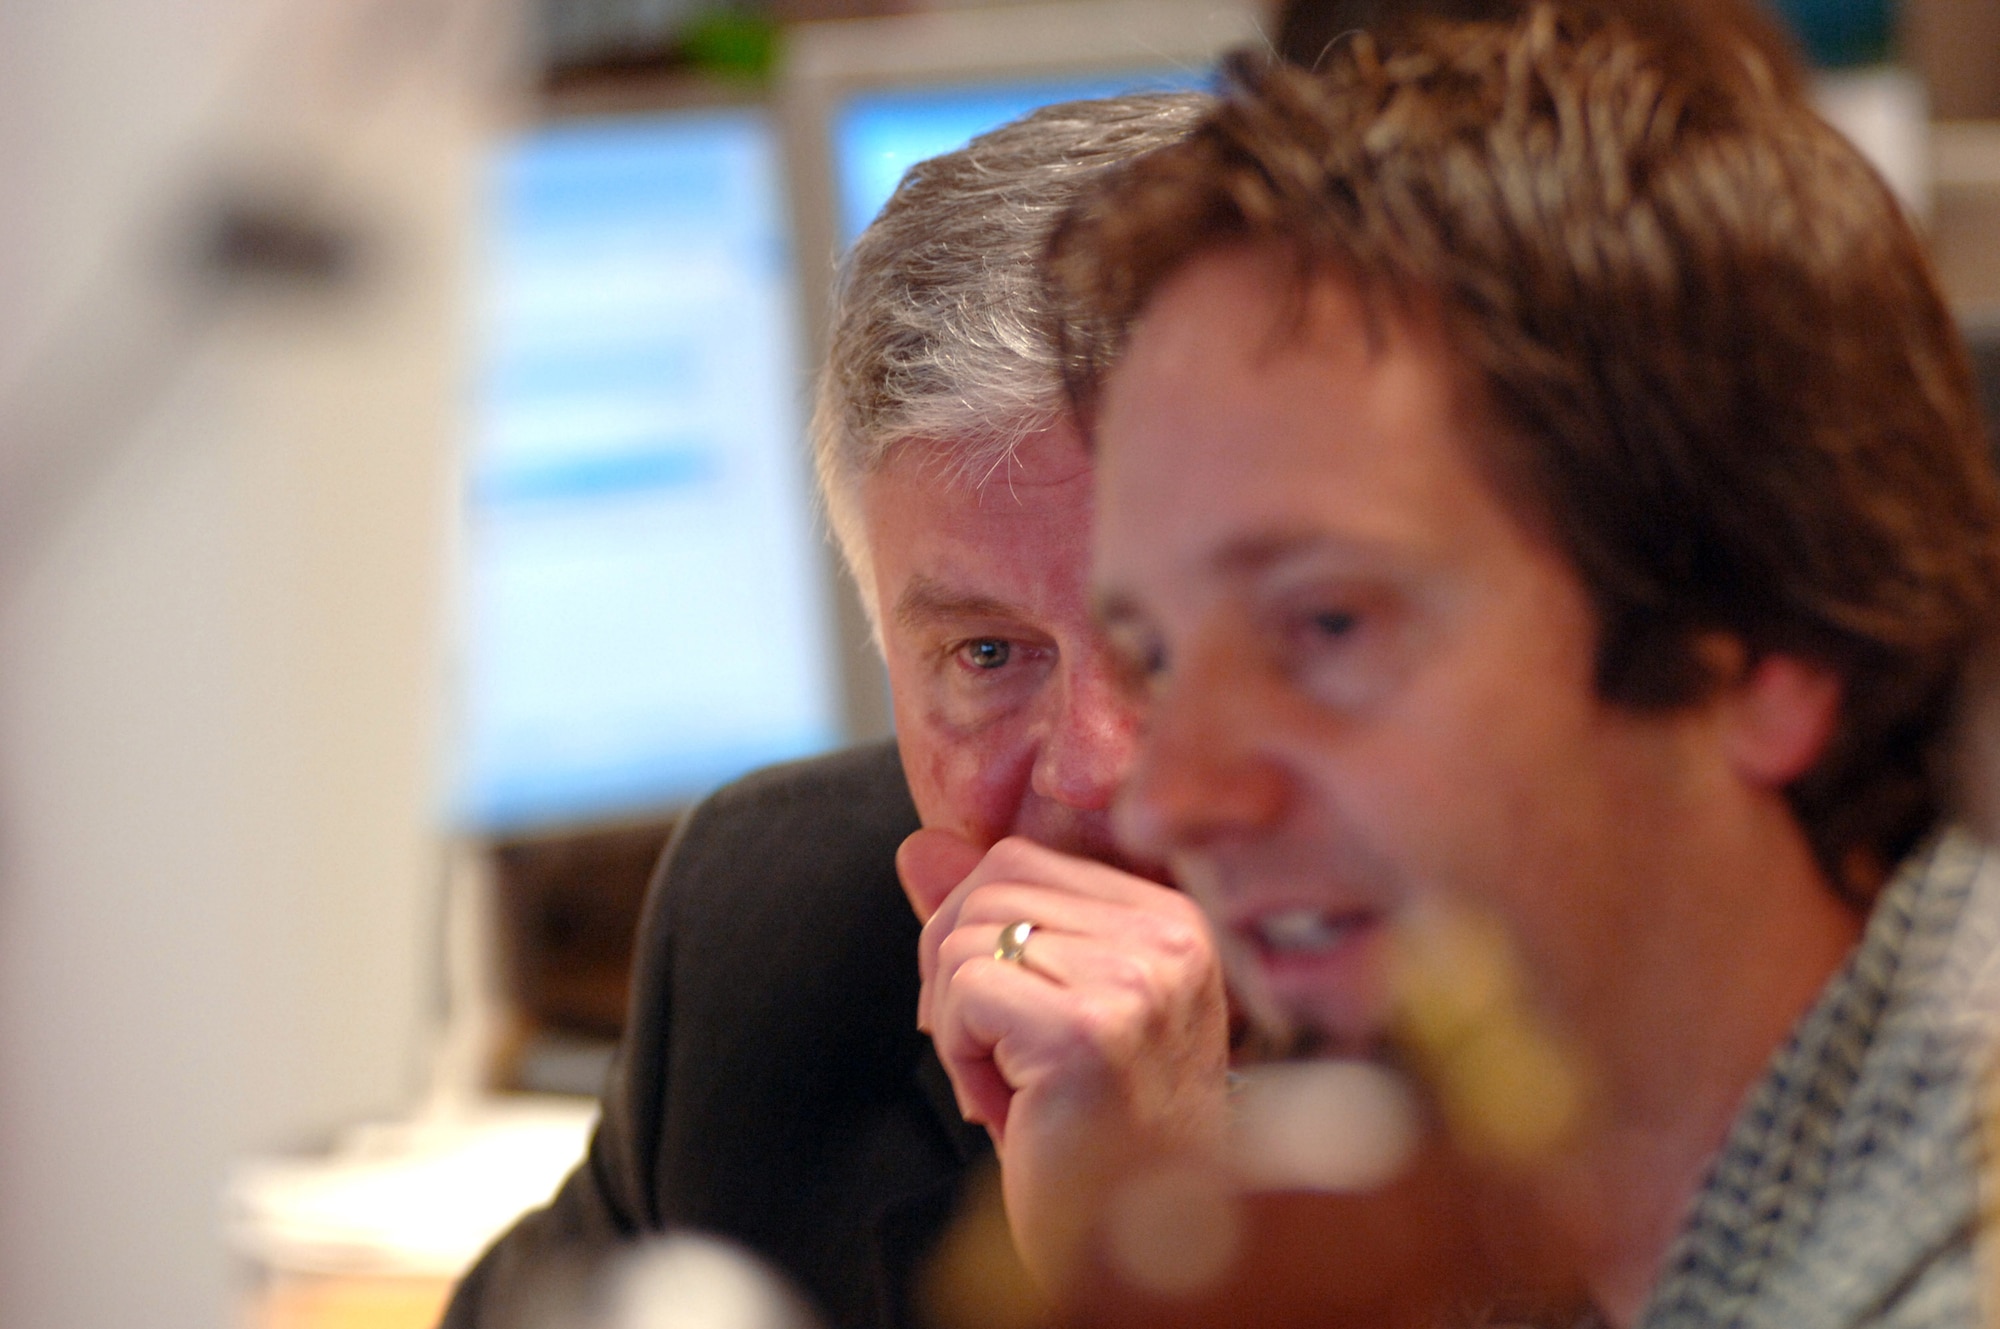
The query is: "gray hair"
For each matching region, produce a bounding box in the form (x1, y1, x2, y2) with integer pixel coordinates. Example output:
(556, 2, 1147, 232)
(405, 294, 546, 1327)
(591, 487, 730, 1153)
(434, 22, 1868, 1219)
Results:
(810, 91, 1212, 615)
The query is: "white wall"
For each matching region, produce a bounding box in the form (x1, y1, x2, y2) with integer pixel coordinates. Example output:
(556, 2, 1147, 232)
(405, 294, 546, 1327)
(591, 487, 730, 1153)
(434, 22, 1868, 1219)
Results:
(0, 2, 508, 1325)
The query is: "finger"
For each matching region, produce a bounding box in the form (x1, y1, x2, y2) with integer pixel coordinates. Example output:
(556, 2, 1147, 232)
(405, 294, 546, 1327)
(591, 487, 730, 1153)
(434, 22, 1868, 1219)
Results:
(926, 883, 1220, 1052)
(936, 921, 1064, 994)
(901, 829, 987, 1032)
(932, 955, 1138, 1106)
(898, 828, 986, 922)
(929, 915, 1041, 1043)
(936, 924, 1217, 1058)
(916, 841, 1213, 1036)
(943, 1047, 1015, 1140)
(944, 880, 1216, 972)
(975, 835, 1175, 906)
(922, 838, 1179, 985)
(935, 918, 1178, 998)
(930, 956, 1088, 1135)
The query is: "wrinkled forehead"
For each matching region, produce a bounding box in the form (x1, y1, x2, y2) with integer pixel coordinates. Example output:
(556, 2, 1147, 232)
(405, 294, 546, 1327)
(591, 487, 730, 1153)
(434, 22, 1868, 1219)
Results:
(897, 424, 1091, 487)
(840, 419, 1094, 618)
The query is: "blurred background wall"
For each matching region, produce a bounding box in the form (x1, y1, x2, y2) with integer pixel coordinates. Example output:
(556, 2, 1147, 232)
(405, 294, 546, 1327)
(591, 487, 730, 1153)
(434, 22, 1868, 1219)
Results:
(0, 3, 500, 1326)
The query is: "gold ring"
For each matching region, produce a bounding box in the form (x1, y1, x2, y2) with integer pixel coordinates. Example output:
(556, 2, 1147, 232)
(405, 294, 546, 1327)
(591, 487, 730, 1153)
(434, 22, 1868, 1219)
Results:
(995, 920, 1037, 964)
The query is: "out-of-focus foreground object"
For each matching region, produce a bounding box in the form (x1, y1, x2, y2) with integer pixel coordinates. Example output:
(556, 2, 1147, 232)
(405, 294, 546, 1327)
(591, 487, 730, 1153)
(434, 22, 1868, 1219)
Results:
(0, 1, 519, 1328)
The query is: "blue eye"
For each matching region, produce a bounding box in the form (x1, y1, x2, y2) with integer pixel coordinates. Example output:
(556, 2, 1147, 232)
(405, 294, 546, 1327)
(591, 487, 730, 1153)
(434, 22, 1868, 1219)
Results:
(962, 639, 1011, 669)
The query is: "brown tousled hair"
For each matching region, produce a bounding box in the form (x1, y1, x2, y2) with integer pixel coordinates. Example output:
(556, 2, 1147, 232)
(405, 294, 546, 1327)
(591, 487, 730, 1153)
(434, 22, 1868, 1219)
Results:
(1273, 0, 1805, 97)
(1046, 4, 2000, 900)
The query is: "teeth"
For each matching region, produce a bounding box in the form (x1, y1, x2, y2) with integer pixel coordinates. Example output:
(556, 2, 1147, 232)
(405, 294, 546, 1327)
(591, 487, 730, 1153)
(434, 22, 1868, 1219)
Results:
(1256, 908, 1351, 955)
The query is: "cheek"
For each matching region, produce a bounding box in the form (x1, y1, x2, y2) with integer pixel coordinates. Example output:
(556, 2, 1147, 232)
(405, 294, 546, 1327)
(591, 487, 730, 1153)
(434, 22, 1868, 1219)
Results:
(1349, 708, 1626, 991)
(892, 694, 1040, 846)
(1295, 689, 1576, 902)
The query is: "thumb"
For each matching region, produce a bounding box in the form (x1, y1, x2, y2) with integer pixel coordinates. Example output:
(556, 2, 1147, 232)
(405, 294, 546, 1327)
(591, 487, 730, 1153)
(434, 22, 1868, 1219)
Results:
(896, 828, 987, 922)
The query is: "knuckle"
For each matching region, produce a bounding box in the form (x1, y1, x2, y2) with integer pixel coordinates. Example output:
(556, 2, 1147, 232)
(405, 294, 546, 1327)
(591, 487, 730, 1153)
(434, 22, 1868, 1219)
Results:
(1102, 950, 1154, 995)
(934, 937, 970, 977)
(1069, 984, 1148, 1050)
(931, 1012, 974, 1061)
(1144, 905, 1215, 965)
(960, 880, 1011, 919)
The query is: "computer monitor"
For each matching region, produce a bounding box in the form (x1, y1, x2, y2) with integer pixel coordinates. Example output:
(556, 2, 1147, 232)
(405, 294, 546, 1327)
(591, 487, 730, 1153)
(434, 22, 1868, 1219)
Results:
(453, 106, 839, 833)
(831, 69, 1211, 246)
(784, 0, 1260, 259)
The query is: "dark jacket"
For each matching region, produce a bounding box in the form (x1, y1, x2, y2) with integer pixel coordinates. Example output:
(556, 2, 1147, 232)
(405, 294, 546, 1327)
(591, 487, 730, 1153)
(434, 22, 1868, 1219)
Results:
(441, 742, 992, 1329)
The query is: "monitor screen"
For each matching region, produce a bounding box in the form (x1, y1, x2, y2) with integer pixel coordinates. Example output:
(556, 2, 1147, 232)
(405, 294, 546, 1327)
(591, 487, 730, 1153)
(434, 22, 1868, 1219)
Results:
(453, 107, 839, 833)
(832, 68, 1211, 244)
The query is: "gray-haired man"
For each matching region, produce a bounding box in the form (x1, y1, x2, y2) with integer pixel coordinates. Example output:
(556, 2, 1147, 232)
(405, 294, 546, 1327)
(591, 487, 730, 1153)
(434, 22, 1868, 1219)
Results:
(441, 93, 1227, 1329)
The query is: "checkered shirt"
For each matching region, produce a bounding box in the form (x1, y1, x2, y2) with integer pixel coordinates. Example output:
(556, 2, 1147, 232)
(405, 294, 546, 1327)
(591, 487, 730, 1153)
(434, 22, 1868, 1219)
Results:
(1637, 828, 2000, 1329)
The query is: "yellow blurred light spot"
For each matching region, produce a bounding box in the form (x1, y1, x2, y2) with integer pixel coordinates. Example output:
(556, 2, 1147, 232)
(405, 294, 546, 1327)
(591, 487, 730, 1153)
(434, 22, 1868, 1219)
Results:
(917, 1163, 1050, 1329)
(1389, 899, 1588, 1165)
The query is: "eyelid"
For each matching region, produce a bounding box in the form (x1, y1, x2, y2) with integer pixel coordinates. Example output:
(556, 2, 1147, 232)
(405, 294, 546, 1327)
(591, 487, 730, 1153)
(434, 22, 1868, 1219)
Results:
(1258, 568, 1376, 625)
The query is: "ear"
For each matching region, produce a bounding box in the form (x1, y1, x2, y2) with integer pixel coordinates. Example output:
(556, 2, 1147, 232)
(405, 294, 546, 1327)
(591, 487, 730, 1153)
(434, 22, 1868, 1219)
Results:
(1721, 651, 1843, 788)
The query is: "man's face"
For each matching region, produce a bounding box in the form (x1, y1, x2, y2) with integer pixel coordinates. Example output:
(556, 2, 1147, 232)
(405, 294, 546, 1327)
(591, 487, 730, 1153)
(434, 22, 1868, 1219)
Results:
(1092, 248, 1756, 1059)
(861, 421, 1139, 863)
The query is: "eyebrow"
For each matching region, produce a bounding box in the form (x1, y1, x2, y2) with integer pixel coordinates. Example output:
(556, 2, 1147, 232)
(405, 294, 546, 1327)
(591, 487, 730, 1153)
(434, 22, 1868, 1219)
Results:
(1092, 534, 1320, 623)
(892, 575, 1026, 631)
(1094, 528, 1401, 626)
(1209, 529, 1333, 576)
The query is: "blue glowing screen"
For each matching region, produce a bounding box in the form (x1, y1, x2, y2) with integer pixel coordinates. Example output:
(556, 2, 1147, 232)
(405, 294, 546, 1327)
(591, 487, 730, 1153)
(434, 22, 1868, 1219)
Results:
(455, 108, 839, 832)
(833, 68, 1212, 244)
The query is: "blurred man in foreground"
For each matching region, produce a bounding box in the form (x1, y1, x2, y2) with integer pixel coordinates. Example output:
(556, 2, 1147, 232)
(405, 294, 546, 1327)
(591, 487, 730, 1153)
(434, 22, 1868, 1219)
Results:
(1056, 7, 2000, 1326)
(441, 94, 1230, 1329)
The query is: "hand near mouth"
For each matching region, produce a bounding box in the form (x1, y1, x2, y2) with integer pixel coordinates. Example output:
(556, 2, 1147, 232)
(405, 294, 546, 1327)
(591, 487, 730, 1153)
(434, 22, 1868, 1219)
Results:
(898, 828, 1234, 1294)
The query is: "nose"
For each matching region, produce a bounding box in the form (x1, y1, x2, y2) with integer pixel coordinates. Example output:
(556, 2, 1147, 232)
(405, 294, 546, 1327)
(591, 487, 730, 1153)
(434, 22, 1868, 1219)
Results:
(1113, 628, 1289, 864)
(1027, 639, 1141, 813)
